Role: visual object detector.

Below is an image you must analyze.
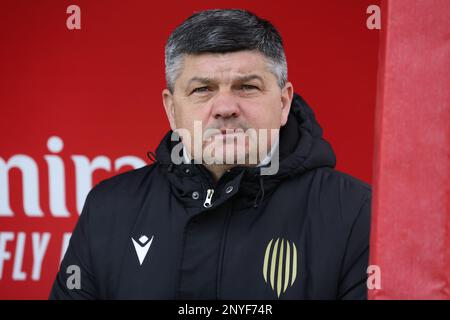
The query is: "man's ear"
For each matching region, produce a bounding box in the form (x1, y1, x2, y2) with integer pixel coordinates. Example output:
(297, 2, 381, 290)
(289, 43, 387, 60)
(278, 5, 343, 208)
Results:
(162, 88, 177, 130)
(280, 82, 294, 126)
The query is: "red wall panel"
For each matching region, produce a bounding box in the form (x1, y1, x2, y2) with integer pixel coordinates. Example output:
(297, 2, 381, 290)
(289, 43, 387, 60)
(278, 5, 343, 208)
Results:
(369, 0, 450, 299)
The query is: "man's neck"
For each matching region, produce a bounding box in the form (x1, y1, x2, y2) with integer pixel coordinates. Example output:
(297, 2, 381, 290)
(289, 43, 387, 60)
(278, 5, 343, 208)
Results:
(204, 163, 237, 183)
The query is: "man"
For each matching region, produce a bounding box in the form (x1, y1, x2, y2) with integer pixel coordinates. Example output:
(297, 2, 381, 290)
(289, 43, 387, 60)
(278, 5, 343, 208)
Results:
(50, 9, 371, 299)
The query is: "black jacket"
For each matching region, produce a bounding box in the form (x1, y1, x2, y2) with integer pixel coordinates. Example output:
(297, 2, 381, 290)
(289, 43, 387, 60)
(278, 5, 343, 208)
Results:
(50, 93, 371, 300)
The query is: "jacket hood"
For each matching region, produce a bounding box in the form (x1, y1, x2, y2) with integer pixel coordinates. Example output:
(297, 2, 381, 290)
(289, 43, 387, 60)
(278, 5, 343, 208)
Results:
(266, 92, 336, 178)
(152, 93, 336, 209)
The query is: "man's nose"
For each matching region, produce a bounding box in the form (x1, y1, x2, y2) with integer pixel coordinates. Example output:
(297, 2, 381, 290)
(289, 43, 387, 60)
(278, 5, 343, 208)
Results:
(211, 92, 241, 120)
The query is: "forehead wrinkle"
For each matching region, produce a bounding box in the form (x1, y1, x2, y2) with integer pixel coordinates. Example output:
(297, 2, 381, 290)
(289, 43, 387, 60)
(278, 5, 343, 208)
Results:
(189, 72, 265, 86)
(182, 52, 271, 87)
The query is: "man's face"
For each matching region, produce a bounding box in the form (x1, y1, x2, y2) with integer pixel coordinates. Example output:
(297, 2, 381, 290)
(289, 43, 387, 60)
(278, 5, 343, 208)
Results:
(162, 50, 293, 166)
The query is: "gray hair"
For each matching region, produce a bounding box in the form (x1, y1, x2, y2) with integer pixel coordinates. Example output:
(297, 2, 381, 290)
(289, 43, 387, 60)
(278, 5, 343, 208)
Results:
(165, 9, 288, 93)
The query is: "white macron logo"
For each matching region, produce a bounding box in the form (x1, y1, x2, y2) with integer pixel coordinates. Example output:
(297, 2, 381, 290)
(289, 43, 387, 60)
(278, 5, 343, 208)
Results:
(131, 235, 154, 265)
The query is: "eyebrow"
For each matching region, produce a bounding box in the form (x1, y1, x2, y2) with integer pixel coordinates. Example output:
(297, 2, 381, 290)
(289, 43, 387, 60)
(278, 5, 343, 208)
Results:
(186, 74, 265, 88)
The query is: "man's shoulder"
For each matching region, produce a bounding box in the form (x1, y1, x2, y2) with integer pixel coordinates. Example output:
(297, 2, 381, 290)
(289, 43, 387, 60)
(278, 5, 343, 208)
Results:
(318, 167, 371, 193)
(307, 167, 371, 194)
(87, 163, 160, 204)
(301, 167, 371, 224)
(96, 164, 156, 189)
(78, 163, 164, 227)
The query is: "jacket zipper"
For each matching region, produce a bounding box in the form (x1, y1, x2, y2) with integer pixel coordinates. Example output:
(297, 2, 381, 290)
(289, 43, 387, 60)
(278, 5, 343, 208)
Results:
(194, 165, 216, 208)
(203, 189, 214, 208)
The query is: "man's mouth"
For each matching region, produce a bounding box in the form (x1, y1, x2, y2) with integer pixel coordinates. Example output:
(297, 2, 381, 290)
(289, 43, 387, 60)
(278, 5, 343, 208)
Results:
(219, 128, 241, 134)
(203, 129, 247, 142)
(202, 126, 250, 141)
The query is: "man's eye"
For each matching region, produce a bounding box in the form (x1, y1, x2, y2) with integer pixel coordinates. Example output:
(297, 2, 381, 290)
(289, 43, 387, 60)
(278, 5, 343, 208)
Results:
(191, 87, 210, 94)
(240, 84, 259, 91)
